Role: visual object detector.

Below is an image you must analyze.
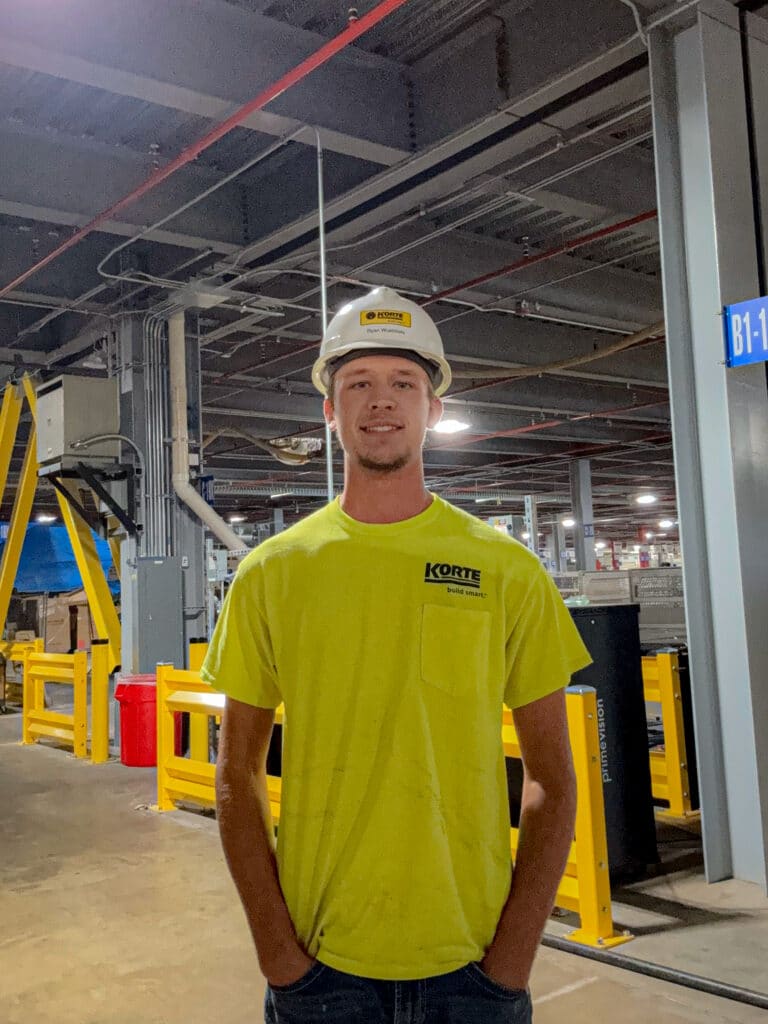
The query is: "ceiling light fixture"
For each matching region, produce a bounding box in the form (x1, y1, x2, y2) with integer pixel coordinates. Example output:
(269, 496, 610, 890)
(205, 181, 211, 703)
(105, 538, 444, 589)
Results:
(431, 419, 470, 434)
(521, 531, 530, 540)
(658, 519, 674, 529)
(562, 517, 576, 528)
(635, 493, 658, 506)
(228, 514, 246, 523)
(36, 513, 56, 524)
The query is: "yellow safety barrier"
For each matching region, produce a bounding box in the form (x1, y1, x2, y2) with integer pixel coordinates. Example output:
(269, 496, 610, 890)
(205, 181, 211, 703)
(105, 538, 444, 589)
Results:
(156, 663, 629, 949)
(23, 651, 89, 759)
(642, 652, 696, 819)
(21, 648, 110, 763)
(155, 663, 282, 818)
(503, 686, 631, 949)
(0, 637, 44, 709)
(187, 640, 210, 762)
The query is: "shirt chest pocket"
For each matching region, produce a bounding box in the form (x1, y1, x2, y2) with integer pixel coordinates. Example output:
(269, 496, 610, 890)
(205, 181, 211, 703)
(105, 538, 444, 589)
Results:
(420, 603, 492, 698)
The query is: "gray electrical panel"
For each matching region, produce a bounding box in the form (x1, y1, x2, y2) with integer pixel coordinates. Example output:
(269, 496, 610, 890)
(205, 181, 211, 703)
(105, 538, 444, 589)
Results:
(36, 375, 119, 470)
(122, 556, 185, 674)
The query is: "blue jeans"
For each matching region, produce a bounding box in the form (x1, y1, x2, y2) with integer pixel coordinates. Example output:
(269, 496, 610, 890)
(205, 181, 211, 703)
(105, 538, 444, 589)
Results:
(264, 961, 532, 1023)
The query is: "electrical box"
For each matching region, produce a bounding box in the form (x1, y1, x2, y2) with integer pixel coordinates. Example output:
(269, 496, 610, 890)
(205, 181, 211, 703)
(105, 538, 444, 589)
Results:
(36, 375, 119, 470)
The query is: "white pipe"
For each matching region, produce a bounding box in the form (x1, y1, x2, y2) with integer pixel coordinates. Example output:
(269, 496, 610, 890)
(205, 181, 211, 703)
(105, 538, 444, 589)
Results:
(167, 311, 248, 552)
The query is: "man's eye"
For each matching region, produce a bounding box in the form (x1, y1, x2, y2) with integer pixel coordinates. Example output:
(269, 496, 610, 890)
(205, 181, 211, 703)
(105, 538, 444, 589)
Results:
(395, 381, 413, 389)
(350, 381, 369, 389)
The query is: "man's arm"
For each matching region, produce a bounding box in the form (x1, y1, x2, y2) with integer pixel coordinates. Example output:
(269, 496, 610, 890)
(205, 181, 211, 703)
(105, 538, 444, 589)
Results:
(482, 688, 577, 990)
(216, 696, 314, 986)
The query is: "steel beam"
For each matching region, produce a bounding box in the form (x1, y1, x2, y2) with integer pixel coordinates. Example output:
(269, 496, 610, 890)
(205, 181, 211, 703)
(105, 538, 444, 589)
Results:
(570, 459, 596, 571)
(0, 0, 409, 164)
(650, 3, 768, 887)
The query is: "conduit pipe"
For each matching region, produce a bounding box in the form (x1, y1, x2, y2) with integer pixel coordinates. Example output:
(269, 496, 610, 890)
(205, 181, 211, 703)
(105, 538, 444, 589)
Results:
(167, 311, 246, 552)
(422, 210, 658, 306)
(0, 0, 410, 301)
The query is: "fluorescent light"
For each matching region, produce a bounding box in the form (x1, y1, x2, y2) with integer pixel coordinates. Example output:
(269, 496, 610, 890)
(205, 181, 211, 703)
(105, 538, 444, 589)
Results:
(645, 531, 655, 539)
(595, 541, 606, 550)
(521, 531, 530, 540)
(475, 496, 497, 504)
(657, 532, 667, 538)
(562, 517, 576, 528)
(635, 493, 658, 505)
(431, 419, 470, 434)
(659, 519, 674, 529)
(269, 492, 293, 500)
(36, 513, 56, 524)
(228, 514, 246, 523)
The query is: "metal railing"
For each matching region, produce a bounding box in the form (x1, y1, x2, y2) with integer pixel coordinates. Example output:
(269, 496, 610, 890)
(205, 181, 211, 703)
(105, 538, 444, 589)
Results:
(156, 654, 631, 949)
(642, 651, 697, 818)
(22, 646, 111, 764)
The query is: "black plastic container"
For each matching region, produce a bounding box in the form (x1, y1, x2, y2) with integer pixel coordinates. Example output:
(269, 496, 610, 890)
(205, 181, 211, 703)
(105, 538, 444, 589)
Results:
(569, 604, 658, 879)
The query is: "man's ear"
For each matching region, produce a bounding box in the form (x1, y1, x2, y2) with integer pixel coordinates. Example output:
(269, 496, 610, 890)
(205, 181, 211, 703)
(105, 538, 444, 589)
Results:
(427, 396, 444, 430)
(323, 397, 337, 431)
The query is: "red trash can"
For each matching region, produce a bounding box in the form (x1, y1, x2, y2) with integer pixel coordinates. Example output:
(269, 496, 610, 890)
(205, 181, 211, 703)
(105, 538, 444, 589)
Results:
(115, 675, 182, 767)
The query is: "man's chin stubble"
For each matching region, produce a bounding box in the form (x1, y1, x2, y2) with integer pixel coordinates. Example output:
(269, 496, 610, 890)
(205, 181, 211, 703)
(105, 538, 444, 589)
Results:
(356, 453, 410, 474)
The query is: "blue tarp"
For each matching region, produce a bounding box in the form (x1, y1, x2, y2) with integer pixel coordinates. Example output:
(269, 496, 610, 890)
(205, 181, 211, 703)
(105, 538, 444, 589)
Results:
(0, 524, 119, 595)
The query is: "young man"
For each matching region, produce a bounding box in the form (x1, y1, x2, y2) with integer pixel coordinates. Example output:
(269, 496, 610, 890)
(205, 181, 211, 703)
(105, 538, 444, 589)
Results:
(203, 286, 591, 1023)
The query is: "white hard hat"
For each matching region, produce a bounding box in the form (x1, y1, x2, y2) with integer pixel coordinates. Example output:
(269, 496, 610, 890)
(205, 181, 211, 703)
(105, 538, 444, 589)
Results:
(312, 286, 451, 398)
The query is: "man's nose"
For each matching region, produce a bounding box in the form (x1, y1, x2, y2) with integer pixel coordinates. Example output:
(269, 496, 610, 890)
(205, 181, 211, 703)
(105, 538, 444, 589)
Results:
(369, 390, 396, 408)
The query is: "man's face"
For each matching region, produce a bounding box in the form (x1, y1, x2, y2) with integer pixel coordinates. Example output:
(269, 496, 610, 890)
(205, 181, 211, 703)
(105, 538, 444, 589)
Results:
(324, 355, 443, 474)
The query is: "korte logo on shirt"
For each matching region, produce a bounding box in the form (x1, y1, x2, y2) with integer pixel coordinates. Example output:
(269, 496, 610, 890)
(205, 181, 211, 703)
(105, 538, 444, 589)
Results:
(424, 561, 482, 590)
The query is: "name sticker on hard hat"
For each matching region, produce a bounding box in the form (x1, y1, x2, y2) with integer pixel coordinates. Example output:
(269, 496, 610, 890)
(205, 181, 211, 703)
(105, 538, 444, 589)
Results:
(360, 310, 412, 327)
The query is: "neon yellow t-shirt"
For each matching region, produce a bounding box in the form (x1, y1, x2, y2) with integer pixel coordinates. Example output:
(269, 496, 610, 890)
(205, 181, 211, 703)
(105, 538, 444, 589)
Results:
(202, 495, 591, 981)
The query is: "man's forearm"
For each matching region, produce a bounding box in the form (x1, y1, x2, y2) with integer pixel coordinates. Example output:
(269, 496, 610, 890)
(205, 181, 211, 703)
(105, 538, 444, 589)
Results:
(485, 772, 577, 983)
(216, 765, 303, 974)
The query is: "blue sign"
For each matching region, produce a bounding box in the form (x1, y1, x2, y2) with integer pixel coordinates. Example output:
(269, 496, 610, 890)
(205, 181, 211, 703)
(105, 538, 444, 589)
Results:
(724, 295, 768, 367)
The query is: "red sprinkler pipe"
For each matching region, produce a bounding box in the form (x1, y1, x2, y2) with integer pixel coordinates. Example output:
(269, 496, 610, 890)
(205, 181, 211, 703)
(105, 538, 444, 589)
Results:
(0, 0, 411, 301)
(421, 209, 658, 306)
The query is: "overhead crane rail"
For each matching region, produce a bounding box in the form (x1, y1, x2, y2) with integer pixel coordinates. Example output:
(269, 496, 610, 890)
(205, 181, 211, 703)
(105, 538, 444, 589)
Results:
(156, 653, 631, 949)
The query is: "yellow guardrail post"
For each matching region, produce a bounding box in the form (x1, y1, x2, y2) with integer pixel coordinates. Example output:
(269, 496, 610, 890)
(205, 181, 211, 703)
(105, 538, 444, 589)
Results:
(156, 663, 177, 811)
(21, 649, 37, 746)
(644, 652, 695, 819)
(90, 639, 111, 764)
(187, 640, 209, 761)
(72, 649, 88, 758)
(563, 685, 633, 949)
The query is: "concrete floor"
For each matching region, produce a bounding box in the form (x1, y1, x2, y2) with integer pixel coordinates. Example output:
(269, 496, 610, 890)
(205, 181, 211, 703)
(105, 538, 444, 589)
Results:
(3, 710, 768, 1024)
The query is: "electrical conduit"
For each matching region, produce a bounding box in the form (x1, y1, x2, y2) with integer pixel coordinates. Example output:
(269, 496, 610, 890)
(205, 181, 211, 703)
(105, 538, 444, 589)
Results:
(0, 0, 411, 300)
(167, 312, 245, 552)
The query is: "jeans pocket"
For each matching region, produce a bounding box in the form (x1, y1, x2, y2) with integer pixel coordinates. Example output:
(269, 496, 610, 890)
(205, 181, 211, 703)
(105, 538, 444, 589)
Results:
(464, 962, 530, 1001)
(269, 961, 326, 995)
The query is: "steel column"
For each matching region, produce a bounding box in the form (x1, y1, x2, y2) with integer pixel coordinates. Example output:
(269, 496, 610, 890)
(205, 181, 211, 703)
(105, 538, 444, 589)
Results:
(570, 459, 596, 571)
(523, 495, 538, 554)
(650, 2, 768, 886)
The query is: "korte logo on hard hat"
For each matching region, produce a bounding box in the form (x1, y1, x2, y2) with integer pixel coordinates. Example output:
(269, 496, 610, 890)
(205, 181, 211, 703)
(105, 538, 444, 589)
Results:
(361, 310, 413, 327)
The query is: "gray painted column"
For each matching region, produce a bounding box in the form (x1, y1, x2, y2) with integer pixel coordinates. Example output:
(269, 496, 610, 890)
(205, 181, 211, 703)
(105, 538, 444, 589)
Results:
(555, 521, 568, 574)
(523, 495, 538, 555)
(117, 316, 146, 676)
(172, 314, 207, 655)
(650, 1, 768, 887)
(570, 459, 596, 571)
(273, 507, 285, 535)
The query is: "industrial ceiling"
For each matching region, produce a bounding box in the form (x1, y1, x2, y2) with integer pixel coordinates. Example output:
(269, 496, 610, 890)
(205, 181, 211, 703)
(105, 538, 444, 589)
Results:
(0, 0, 733, 541)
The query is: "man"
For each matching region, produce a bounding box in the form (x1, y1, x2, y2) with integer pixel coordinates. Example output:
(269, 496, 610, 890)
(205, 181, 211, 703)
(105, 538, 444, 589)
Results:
(202, 286, 591, 1023)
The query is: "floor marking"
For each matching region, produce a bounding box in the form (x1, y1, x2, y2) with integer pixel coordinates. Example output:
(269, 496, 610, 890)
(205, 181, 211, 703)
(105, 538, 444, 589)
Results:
(535, 976, 600, 1004)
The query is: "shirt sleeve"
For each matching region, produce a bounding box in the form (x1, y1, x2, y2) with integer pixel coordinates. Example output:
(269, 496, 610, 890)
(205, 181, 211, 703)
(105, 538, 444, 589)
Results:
(200, 562, 282, 709)
(504, 564, 592, 710)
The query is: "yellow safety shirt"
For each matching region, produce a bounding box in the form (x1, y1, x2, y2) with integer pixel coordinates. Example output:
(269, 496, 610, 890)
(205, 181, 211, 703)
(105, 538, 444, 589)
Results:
(202, 495, 591, 980)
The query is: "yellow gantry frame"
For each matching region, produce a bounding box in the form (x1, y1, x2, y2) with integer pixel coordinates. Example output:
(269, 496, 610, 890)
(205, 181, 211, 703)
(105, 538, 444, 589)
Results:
(0, 377, 121, 671)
